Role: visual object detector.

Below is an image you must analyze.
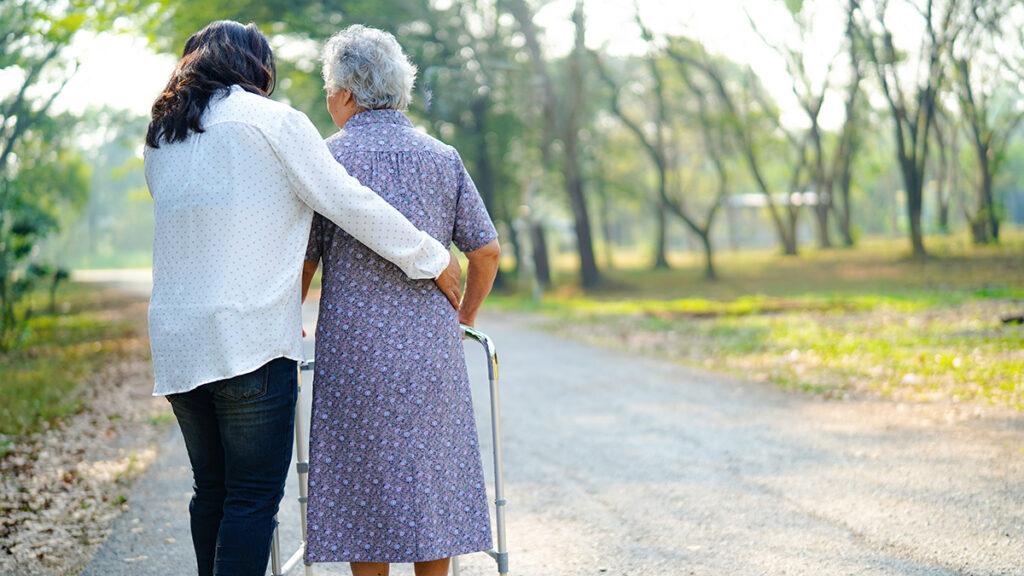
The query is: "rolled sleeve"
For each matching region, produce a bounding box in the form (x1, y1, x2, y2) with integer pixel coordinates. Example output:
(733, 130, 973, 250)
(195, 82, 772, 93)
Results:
(451, 151, 498, 253)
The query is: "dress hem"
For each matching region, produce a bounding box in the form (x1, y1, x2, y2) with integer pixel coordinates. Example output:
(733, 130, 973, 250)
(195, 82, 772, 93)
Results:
(305, 540, 494, 565)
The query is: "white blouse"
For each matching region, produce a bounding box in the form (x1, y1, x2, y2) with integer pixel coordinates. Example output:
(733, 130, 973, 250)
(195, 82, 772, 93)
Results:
(144, 85, 449, 396)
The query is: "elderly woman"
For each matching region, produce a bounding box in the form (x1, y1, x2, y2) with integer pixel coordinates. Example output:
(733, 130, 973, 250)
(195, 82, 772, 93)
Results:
(300, 25, 501, 576)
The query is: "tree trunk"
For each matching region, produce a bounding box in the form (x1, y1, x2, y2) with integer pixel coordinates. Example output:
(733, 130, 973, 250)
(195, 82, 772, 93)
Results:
(783, 204, 799, 256)
(814, 202, 832, 249)
(966, 141, 993, 244)
(909, 204, 926, 256)
(809, 121, 833, 249)
(835, 0, 860, 249)
(932, 113, 951, 235)
(783, 231, 798, 256)
(698, 230, 716, 280)
(652, 200, 669, 269)
(565, 2, 601, 288)
(597, 181, 615, 270)
(565, 165, 601, 287)
(469, 95, 507, 288)
(836, 167, 855, 246)
(506, 218, 523, 277)
(937, 192, 950, 234)
(976, 156, 998, 243)
(985, 169, 999, 242)
(904, 170, 927, 257)
(530, 222, 551, 288)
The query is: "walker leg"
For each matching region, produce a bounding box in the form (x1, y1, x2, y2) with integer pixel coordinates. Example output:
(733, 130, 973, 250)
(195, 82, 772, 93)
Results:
(461, 326, 509, 576)
(273, 362, 315, 575)
(271, 519, 283, 575)
(486, 344, 509, 576)
(295, 362, 313, 576)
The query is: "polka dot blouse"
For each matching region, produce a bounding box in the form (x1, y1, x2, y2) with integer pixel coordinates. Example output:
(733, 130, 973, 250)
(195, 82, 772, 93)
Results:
(144, 85, 449, 396)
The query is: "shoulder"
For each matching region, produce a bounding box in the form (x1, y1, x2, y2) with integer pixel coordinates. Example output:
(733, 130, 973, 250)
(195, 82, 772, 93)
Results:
(326, 122, 457, 160)
(205, 87, 306, 137)
(399, 126, 457, 159)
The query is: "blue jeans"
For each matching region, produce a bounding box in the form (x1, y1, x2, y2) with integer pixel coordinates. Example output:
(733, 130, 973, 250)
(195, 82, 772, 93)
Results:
(167, 357, 298, 576)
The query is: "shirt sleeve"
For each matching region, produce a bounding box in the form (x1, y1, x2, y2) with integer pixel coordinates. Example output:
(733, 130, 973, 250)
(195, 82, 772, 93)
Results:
(451, 151, 499, 253)
(270, 109, 449, 279)
(305, 212, 324, 263)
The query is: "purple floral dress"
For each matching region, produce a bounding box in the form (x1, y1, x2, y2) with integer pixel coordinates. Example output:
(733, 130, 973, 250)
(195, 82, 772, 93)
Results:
(304, 109, 497, 564)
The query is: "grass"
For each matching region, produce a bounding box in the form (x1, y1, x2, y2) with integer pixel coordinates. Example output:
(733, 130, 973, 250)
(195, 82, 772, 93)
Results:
(493, 232, 1024, 409)
(0, 283, 147, 445)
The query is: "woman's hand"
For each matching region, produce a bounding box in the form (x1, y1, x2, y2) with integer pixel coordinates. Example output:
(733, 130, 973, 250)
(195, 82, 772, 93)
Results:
(434, 249, 462, 310)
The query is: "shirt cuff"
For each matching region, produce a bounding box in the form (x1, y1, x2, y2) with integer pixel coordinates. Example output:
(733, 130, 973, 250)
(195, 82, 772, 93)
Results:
(412, 233, 450, 279)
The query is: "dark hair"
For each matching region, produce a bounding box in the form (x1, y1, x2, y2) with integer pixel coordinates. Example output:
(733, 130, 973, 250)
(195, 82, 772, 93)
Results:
(146, 21, 276, 148)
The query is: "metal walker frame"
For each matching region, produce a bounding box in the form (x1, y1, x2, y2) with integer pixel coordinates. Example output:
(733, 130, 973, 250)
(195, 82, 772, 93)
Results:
(270, 325, 509, 576)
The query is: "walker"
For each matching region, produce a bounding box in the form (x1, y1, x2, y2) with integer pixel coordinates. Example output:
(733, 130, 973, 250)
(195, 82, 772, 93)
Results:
(270, 325, 509, 576)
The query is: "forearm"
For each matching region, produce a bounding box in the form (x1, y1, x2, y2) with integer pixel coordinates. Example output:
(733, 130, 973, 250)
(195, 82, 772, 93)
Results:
(301, 260, 318, 303)
(458, 241, 500, 326)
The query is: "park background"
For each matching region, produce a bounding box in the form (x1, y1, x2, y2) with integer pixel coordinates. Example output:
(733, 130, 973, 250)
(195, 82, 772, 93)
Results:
(1, 0, 1023, 574)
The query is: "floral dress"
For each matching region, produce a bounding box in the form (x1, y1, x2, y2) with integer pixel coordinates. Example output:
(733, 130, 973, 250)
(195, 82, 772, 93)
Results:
(304, 109, 497, 563)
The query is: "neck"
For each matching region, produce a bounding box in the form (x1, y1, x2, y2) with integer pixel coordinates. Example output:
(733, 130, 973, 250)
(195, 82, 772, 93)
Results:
(336, 106, 369, 129)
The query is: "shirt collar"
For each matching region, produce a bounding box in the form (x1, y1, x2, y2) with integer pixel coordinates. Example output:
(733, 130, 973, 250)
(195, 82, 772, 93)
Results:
(345, 109, 413, 128)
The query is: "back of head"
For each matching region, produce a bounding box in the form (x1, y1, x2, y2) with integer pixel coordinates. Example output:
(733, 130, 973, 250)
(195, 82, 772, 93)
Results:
(321, 25, 417, 111)
(146, 20, 276, 148)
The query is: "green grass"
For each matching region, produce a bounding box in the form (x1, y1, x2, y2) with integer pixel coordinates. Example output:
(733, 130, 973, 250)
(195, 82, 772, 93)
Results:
(495, 232, 1024, 409)
(0, 283, 147, 443)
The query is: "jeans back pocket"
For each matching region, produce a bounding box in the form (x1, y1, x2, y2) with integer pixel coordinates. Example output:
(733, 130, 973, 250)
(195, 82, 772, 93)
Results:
(214, 364, 269, 402)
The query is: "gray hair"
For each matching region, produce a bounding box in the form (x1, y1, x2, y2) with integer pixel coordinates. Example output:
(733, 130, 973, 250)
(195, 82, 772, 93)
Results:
(321, 25, 417, 110)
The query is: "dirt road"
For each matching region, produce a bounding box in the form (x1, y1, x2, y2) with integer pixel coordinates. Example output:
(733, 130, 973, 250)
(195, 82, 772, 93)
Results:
(81, 299, 1024, 575)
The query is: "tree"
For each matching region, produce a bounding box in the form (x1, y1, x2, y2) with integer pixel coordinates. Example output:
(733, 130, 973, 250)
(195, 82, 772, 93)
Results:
(854, 0, 966, 257)
(833, 0, 867, 246)
(590, 48, 675, 271)
(0, 118, 89, 349)
(503, 0, 602, 288)
(749, 1, 839, 249)
(950, 0, 1024, 244)
(665, 39, 805, 256)
(746, 0, 869, 250)
(591, 28, 727, 279)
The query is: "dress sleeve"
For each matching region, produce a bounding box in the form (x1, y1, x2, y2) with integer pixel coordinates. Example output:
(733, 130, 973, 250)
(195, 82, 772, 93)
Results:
(270, 108, 449, 280)
(451, 151, 498, 253)
(305, 212, 324, 263)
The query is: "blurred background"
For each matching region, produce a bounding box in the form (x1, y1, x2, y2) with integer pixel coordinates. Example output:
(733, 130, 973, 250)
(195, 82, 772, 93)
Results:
(1, 1, 1023, 575)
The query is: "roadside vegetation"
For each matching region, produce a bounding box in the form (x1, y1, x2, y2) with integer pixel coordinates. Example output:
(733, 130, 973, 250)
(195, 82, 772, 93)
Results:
(0, 282, 164, 575)
(493, 234, 1024, 409)
(0, 283, 148, 455)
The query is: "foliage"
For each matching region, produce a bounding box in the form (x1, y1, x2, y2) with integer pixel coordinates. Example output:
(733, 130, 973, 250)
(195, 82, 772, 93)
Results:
(0, 283, 144, 438)
(950, 0, 1024, 243)
(42, 111, 154, 269)
(0, 0, 162, 349)
(0, 116, 89, 348)
(150, 0, 564, 289)
(127, 0, 1024, 288)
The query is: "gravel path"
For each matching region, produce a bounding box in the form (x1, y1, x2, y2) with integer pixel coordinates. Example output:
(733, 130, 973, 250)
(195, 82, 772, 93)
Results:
(80, 301, 1024, 576)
